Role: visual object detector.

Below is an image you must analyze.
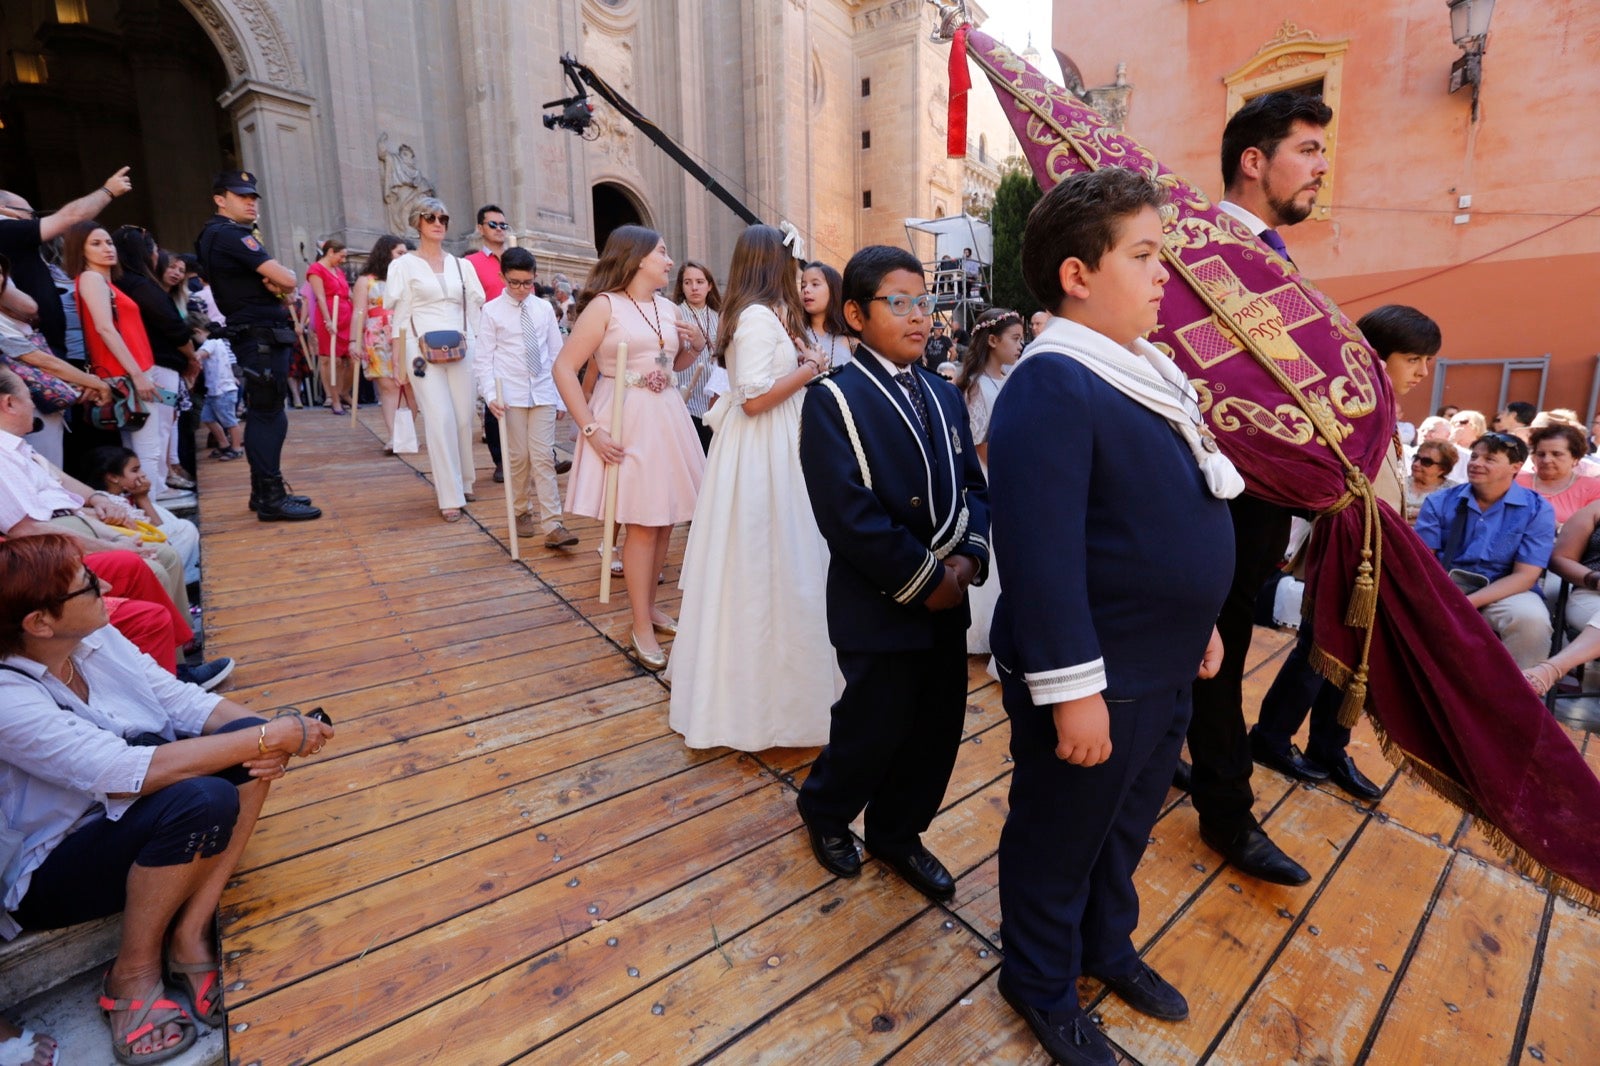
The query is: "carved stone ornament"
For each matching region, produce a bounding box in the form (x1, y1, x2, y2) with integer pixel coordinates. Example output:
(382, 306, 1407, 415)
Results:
(378, 133, 438, 235)
(180, 0, 307, 91)
(851, 0, 921, 33)
(1256, 20, 1319, 55)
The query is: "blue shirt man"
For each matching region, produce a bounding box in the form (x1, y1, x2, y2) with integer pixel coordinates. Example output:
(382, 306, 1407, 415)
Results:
(1415, 433, 1554, 668)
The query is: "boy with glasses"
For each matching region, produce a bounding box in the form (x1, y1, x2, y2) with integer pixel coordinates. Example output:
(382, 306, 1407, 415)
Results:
(795, 245, 989, 904)
(473, 248, 576, 550)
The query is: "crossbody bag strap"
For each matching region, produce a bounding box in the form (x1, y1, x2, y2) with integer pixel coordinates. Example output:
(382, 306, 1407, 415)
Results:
(1443, 494, 1471, 567)
(0, 662, 70, 710)
(456, 257, 467, 332)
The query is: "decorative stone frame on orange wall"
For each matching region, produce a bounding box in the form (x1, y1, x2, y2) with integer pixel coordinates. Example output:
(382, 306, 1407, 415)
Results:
(1223, 21, 1348, 222)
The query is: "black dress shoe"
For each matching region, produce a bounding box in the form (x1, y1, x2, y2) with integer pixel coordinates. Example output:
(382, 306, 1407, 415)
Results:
(796, 799, 860, 878)
(998, 974, 1116, 1066)
(1315, 752, 1383, 801)
(1171, 758, 1193, 792)
(1090, 960, 1189, 1021)
(1199, 824, 1311, 886)
(879, 844, 956, 902)
(1250, 737, 1331, 782)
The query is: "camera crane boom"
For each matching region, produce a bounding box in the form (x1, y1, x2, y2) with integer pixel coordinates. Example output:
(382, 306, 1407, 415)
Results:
(543, 54, 761, 228)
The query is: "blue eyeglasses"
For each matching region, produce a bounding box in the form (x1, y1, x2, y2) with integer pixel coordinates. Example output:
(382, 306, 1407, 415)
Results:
(870, 294, 936, 317)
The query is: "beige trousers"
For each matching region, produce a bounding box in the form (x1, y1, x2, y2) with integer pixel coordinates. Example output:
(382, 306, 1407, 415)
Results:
(503, 405, 563, 531)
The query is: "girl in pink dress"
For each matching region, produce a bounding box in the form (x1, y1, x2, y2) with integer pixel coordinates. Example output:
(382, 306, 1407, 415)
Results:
(308, 239, 353, 413)
(553, 226, 705, 669)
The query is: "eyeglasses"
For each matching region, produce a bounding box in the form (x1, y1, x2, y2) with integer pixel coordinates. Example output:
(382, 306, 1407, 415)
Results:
(59, 570, 102, 604)
(1412, 455, 1442, 468)
(419, 213, 450, 226)
(870, 294, 936, 317)
(503, 278, 536, 289)
(484, 221, 510, 231)
(2, 204, 39, 219)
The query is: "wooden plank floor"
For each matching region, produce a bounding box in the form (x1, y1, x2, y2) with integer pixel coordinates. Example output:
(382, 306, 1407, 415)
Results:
(200, 406, 1600, 1065)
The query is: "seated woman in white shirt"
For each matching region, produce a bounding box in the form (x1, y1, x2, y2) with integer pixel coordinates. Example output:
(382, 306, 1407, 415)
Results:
(0, 534, 332, 1063)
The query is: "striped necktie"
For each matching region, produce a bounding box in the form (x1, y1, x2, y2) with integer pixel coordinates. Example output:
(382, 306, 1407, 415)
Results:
(519, 298, 545, 380)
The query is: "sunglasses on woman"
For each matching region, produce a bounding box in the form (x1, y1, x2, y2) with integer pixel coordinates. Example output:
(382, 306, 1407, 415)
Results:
(419, 212, 450, 226)
(1412, 455, 1442, 468)
(59, 569, 103, 603)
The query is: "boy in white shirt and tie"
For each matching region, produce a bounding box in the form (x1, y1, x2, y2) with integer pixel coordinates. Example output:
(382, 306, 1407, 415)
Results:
(473, 247, 577, 548)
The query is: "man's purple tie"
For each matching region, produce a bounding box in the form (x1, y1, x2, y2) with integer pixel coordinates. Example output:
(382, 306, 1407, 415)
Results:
(1259, 228, 1292, 262)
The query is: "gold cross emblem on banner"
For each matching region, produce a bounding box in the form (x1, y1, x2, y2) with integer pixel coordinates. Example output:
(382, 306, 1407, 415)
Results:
(1172, 256, 1326, 387)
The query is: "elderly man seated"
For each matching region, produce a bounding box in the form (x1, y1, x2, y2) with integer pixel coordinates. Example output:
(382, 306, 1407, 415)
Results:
(1414, 432, 1555, 669)
(0, 368, 229, 688)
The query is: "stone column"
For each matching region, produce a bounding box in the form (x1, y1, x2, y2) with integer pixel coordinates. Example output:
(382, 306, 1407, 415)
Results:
(309, 0, 385, 246)
(222, 82, 323, 273)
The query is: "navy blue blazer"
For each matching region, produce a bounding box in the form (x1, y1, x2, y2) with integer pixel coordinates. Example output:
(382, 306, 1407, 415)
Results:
(988, 352, 1234, 703)
(799, 349, 991, 652)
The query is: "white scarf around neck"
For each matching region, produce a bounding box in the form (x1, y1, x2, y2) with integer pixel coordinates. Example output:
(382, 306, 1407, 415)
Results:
(1028, 316, 1245, 499)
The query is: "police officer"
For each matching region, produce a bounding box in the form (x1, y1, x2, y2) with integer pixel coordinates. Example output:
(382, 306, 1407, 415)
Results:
(195, 170, 320, 520)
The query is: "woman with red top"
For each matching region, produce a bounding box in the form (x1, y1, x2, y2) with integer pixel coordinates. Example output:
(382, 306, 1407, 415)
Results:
(308, 239, 354, 413)
(65, 222, 165, 482)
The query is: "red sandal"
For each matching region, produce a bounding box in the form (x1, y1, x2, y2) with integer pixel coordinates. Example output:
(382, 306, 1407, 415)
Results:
(97, 975, 197, 1065)
(166, 958, 226, 1027)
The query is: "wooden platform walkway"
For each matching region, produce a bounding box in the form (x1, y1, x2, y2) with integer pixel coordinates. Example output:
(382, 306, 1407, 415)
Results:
(200, 407, 1600, 1065)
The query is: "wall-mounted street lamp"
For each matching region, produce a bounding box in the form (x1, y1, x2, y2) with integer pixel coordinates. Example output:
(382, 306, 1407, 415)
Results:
(1446, 0, 1496, 120)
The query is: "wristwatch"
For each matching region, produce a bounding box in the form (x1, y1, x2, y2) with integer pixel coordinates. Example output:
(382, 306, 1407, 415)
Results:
(582, 421, 601, 437)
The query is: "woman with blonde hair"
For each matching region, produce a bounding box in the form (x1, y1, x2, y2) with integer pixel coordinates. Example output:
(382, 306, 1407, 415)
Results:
(552, 225, 703, 667)
(667, 224, 838, 748)
(387, 200, 486, 521)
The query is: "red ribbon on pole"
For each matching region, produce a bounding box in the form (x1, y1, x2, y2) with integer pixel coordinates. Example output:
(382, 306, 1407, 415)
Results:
(947, 24, 970, 157)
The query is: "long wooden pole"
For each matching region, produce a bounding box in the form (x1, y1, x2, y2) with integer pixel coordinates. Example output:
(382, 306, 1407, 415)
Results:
(350, 334, 362, 428)
(497, 378, 520, 561)
(597, 342, 627, 603)
(327, 294, 341, 407)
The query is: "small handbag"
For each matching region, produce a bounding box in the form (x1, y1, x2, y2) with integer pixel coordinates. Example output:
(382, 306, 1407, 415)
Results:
(87, 375, 151, 432)
(1, 354, 80, 413)
(414, 258, 469, 363)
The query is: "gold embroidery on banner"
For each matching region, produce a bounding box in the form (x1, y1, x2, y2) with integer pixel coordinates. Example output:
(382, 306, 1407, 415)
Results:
(1212, 396, 1316, 445)
(1329, 341, 1379, 418)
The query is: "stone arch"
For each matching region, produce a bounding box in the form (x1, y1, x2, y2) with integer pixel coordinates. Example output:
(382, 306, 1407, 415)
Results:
(591, 179, 654, 253)
(174, 0, 322, 262)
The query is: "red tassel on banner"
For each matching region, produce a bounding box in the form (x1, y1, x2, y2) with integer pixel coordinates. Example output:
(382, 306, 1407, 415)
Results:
(948, 24, 970, 158)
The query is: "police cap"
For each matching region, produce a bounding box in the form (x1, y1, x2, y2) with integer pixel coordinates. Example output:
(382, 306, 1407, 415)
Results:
(212, 170, 261, 196)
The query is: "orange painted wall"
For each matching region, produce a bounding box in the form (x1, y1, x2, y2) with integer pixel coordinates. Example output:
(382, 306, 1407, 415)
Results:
(1051, 0, 1600, 421)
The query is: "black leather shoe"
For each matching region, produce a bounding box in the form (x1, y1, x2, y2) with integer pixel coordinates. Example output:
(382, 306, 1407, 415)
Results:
(1315, 752, 1383, 801)
(1250, 736, 1331, 782)
(1171, 758, 1193, 792)
(998, 974, 1116, 1066)
(1091, 960, 1189, 1021)
(796, 799, 860, 878)
(880, 844, 956, 902)
(1199, 824, 1310, 886)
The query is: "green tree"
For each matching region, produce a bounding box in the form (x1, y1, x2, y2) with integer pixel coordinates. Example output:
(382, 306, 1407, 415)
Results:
(989, 168, 1042, 317)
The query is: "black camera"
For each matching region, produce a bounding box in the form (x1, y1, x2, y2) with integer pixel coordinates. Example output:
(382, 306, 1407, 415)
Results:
(412, 356, 427, 378)
(542, 98, 594, 134)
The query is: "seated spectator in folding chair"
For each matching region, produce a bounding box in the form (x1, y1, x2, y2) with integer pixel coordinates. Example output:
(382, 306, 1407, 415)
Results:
(1414, 432, 1555, 671)
(1524, 496, 1600, 695)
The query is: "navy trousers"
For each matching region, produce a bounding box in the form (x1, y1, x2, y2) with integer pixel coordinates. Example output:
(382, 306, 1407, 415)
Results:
(998, 675, 1192, 1013)
(798, 628, 968, 856)
(1251, 614, 1351, 765)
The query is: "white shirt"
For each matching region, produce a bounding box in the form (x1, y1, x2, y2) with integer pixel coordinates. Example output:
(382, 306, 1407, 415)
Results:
(0, 626, 222, 937)
(0, 428, 80, 531)
(1218, 199, 1272, 237)
(473, 292, 566, 410)
(198, 338, 238, 395)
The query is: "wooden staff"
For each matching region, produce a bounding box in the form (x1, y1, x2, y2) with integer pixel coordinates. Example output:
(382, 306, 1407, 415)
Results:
(496, 377, 520, 562)
(327, 294, 341, 406)
(287, 298, 315, 407)
(597, 342, 627, 603)
(350, 332, 362, 428)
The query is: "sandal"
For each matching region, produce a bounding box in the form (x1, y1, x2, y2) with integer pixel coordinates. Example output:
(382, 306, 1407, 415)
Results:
(97, 975, 197, 1065)
(441, 509, 463, 523)
(1523, 661, 1563, 697)
(166, 958, 225, 1028)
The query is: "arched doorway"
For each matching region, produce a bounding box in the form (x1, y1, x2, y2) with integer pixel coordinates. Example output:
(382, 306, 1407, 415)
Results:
(0, 0, 234, 251)
(592, 181, 650, 254)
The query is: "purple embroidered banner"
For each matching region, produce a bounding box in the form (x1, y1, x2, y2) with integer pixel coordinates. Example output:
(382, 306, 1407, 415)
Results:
(957, 25, 1600, 906)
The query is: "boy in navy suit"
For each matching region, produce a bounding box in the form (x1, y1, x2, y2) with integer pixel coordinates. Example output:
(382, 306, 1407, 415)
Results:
(988, 169, 1237, 1064)
(796, 245, 990, 902)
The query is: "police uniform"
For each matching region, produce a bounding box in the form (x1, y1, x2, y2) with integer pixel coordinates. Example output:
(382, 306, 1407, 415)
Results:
(796, 350, 989, 866)
(194, 170, 318, 520)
